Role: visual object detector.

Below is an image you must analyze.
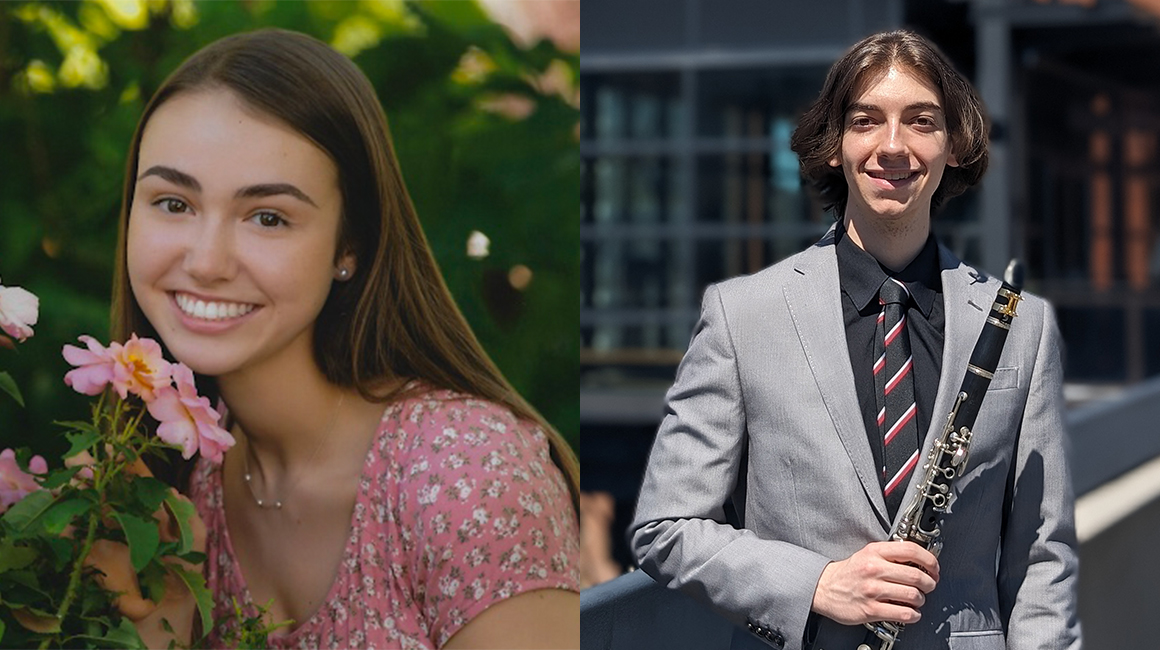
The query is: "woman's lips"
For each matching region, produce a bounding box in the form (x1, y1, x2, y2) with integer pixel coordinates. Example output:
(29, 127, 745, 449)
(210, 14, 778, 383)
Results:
(168, 292, 261, 334)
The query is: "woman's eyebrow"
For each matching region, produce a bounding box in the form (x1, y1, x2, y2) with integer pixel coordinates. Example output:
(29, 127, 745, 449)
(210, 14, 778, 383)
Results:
(137, 166, 318, 208)
(235, 183, 318, 208)
(138, 165, 201, 192)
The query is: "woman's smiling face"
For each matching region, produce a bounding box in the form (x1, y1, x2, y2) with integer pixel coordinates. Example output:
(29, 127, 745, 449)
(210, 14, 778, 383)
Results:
(127, 88, 349, 379)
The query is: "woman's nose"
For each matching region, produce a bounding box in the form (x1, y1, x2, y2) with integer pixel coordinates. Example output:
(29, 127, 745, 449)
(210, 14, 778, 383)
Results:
(182, 218, 236, 283)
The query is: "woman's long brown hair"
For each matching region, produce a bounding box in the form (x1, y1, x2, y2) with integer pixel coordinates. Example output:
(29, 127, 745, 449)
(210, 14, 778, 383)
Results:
(111, 29, 579, 509)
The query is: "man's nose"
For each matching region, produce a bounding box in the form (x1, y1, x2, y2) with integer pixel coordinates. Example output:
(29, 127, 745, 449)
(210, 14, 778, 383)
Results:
(878, 120, 908, 157)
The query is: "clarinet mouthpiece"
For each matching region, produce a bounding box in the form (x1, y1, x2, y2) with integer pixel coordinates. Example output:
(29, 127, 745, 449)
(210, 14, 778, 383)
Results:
(1004, 259, 1024, 292)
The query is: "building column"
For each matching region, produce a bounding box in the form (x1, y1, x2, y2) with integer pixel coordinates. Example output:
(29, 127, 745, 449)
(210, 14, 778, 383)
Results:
(974, 0, 1013, 277)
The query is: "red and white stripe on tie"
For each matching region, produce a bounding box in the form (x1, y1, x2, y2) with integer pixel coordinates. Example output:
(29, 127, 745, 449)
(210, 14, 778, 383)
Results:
(875, 277, 919, 512)
(884, 449, 920, 496)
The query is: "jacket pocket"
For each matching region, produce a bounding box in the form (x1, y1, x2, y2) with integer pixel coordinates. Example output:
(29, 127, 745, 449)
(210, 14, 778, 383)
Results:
(987, 366, 1018, 391)
(948, 629, 1004, 649)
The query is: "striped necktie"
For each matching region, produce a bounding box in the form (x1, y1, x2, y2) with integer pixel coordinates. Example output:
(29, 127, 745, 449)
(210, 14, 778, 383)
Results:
(875, 277, 919, 519)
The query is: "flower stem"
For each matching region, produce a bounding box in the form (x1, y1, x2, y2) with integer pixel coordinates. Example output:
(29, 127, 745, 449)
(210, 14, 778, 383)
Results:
(41, 504, 101, 649)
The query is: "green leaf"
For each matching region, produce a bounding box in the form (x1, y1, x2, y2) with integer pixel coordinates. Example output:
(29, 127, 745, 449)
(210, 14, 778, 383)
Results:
(61, 428, 102, 459)
(129, 476, 171, 515)
(138, 560, 168, 605)
(1, 490, 56, 538)
(0, 619, 5, 644)
(0, 541, 38, 572)
(112, 512, 159, 573)
(56, 419, 101, 435)
(39, 465, 85, 490)
(163, 493, 197, 556)
(45, 536, 74, 571)
(0, 371, 24, 407)
(67, 618, 146, 649)
(168, 563, 213, 636)
(13, 606, 61, 633)
(104, 617, 145, 648)
(1, 567, 44, 593)
(176, 551, 206, 565)
(41, 498, 91, 535)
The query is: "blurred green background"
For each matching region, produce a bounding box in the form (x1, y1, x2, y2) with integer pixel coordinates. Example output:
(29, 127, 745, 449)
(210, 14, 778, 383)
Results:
(0, 0, 580, 458)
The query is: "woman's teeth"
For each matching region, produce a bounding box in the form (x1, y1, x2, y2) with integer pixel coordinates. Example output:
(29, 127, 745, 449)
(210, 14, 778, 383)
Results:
(175, 293, 256, 320)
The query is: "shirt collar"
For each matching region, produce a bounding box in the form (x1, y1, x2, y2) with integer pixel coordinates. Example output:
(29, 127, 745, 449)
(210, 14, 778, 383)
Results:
(836, 222, 941, 318)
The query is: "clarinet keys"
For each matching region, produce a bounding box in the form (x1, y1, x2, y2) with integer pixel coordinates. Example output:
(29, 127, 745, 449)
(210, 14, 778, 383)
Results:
(950, 427, 972, 468)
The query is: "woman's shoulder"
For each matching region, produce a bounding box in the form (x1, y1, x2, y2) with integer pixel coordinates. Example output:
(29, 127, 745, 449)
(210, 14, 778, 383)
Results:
(363, 380, 571, 534)
(375, 381, 548, 455)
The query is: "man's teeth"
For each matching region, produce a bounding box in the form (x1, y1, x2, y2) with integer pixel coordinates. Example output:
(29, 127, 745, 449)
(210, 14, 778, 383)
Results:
(875, 171, 914, 181)
(175, 294, 256, 320)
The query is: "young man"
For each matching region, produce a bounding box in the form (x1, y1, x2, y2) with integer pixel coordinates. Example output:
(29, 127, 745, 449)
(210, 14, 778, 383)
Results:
(629, 31, 1082, 650)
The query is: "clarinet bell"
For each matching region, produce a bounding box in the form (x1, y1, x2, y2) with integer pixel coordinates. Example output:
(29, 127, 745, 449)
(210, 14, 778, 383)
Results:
(1004, 259, 1024, 291)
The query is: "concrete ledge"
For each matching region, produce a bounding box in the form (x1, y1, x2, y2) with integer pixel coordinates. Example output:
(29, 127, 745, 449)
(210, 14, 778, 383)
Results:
(1067, 373, 1160, 496)
(581, 570, 735, 650)
(1075, 453, 1160, 543)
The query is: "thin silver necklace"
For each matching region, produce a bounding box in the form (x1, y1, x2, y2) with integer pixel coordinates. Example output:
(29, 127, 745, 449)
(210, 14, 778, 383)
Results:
(243, 393, 345, 510)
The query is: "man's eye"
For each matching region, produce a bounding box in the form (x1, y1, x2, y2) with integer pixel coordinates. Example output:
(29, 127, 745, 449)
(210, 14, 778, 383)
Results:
(155, 198, 189, 214)
(252, 211, 287, 228)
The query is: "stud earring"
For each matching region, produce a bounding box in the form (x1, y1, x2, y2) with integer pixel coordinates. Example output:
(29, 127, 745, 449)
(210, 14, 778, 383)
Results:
(337, 267, 350, 280)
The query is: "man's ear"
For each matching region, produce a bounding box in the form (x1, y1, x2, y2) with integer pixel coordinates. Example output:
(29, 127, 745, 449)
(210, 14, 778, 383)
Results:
(947, 151, 960, 168)
(829, 155, 842, 168)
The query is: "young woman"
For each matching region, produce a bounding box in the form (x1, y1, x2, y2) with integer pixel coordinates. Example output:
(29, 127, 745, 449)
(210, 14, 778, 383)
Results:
(106, 28, 579, 649)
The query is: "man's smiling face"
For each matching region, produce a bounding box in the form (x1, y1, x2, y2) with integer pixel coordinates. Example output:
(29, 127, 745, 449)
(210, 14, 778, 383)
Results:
(831, 65, 959, 225)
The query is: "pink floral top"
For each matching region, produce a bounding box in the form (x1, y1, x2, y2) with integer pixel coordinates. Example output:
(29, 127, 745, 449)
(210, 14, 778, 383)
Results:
(188, 387, 580, 649)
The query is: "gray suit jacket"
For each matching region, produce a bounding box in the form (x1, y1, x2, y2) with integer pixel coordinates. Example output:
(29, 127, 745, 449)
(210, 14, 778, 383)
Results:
(630, 228, 1082, 650)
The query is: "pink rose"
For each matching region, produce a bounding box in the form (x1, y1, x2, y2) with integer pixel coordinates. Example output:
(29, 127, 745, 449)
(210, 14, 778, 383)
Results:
(0, 278, 39, 342)
(111, 335, 172, 402)
(63, 335, 119, 396)
(63, 334, 173, 402)
(147, 363, 235, 463)
(0, 448, 47, 513)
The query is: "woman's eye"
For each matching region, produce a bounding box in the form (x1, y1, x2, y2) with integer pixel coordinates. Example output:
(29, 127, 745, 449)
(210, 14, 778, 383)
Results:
(252, 211, 287, 228)
(155, 198, 189, 214)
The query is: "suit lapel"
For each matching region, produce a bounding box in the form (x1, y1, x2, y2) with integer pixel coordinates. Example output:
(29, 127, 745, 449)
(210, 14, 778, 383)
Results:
(782, 230, 890, 524)
(892, 245, 995, 529)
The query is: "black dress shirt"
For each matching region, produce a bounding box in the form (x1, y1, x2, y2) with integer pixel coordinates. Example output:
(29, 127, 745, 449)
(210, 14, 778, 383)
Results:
(836, 224, 945, 489)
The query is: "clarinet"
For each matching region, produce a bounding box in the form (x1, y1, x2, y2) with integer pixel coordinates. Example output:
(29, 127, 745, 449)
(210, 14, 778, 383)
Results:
(857, 259, 1025, 650)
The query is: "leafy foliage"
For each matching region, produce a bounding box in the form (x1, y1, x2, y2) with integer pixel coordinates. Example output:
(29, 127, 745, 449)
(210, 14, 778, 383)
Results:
(0, 0, 580, 458)
(0, 381, 282, 648)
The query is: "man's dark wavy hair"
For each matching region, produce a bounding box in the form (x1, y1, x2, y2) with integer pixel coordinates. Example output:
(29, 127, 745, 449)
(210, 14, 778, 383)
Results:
(790, 30, 989, 216)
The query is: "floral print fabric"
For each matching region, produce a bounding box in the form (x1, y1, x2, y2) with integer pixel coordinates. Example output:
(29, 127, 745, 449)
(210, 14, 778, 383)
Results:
(189, 387, 579, 649)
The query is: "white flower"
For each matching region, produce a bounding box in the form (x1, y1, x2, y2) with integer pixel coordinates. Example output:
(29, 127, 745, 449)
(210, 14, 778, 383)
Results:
(467, 230, 490, 259)
(0, 278, 38, 342)
(440, 575, 461, 597)
(417, 483, 441, 505)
